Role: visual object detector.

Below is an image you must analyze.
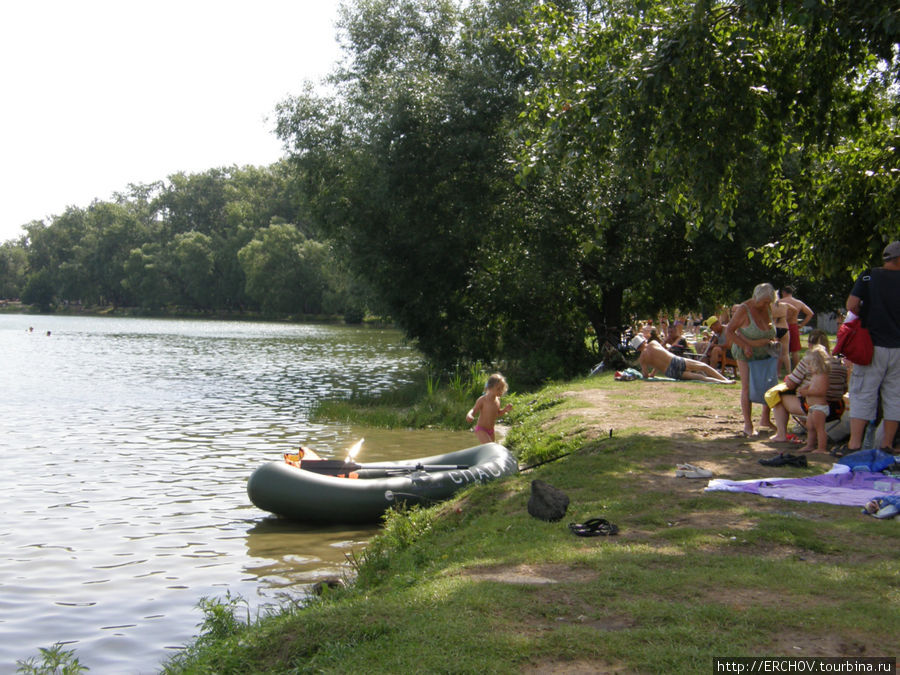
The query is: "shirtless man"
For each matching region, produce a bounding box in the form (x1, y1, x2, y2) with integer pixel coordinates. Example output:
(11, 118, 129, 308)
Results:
(780, 286, 814, 369)
(635, 335, 734, 383)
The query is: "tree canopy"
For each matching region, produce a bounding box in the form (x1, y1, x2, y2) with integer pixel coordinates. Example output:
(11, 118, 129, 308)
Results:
(273, 0, 896, 378)
(4, 0, 897, 382)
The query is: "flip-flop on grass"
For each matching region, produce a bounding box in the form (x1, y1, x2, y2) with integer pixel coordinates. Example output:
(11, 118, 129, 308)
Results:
(568, 517, 619, 536)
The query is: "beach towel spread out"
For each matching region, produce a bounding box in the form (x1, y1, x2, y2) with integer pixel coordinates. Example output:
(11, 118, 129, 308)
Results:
(705, 464, 900, 508)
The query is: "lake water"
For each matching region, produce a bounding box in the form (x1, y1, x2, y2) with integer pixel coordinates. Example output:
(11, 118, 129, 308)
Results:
(0, 314, 471, 673)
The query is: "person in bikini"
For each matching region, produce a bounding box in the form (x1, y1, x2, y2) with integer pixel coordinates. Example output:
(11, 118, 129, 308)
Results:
(466, 373, 513, 443)
(726, 283, 780, 437)
(773, 294, 791, 378)
(635, 336, 734, 383)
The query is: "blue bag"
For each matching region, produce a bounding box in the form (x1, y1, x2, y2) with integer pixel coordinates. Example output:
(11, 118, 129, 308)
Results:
(838, 448, 899, 473)
(748, 356, 778, 404)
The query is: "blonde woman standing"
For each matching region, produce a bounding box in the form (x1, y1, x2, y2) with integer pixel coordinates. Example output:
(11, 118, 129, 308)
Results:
(726, 283, 780, 437)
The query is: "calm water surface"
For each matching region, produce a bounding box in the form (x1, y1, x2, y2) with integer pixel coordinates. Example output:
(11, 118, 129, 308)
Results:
(0, 315, 471, 673)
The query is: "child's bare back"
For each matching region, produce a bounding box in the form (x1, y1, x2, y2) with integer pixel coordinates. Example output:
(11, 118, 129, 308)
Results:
(466, 373, 512, 444)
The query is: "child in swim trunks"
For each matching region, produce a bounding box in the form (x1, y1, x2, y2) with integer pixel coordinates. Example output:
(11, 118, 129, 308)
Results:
(466, 373, 513, 444)
(797, 345, 831, 454)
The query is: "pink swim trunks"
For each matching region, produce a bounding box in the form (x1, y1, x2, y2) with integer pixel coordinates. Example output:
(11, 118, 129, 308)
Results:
(474, 425, 495, 441)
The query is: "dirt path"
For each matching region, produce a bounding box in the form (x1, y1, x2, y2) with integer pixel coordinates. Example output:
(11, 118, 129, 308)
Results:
(563, 381, 840, 479)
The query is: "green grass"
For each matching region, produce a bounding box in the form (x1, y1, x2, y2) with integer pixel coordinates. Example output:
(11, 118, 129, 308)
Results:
(123, 374, 900, 672)
(313, 364, 492, 430)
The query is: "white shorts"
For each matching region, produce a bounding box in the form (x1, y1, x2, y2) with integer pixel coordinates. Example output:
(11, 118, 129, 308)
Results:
(849, 346, 900, 422)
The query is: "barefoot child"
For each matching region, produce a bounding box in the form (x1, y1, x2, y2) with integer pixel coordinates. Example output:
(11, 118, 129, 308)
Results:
(797, 345, 831, 453)
(466, 373, 513, 443)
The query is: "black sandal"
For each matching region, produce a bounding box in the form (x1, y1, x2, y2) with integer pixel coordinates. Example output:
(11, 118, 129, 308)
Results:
(759, 453, 807, 468)
(759, 453, 789, 467)
(569, 518, 619, 537)
(785, 454, 808, 468)
(830, 445, 861, 459)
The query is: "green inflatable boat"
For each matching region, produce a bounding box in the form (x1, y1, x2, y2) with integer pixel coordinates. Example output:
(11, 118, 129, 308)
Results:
(247, 442, 518, 524)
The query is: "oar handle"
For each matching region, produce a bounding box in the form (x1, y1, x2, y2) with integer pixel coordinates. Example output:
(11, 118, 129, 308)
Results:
(299, 460, 469, 475)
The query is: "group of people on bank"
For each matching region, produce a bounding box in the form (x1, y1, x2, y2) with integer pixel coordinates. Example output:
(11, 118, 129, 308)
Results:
(628, 241, 900, 455)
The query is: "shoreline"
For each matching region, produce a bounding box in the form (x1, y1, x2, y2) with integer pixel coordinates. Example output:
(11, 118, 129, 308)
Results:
(161, 375, 900, 673)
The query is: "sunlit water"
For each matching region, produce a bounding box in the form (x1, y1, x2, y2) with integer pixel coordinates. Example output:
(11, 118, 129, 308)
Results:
(0, 315, 471, 673)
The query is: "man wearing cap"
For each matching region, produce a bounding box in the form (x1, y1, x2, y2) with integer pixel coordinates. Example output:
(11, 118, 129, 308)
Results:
(843, 241, 900, 454)
(634, 335, 734, 383)
(698, 315, 725, 364)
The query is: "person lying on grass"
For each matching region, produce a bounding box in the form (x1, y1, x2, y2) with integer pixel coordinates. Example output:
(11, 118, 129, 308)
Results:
(635, 335, 734, 384)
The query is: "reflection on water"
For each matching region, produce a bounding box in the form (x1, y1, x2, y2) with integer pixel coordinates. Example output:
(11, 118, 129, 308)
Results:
(243, 518, 376, 590)
(0, 315, 471, 672)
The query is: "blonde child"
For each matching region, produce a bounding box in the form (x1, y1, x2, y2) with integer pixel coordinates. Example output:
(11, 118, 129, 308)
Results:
(797, 345, 831, 453)
(466, 373, 512, 444)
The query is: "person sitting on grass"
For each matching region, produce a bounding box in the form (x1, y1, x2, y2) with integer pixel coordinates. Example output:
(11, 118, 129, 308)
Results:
(635, 335, 734, 383)
(698, 315, 727, 365)
(666, 322, 689, 356)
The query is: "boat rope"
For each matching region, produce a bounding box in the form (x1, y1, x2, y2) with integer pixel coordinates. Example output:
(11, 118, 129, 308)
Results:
(518, 428, 614, 472)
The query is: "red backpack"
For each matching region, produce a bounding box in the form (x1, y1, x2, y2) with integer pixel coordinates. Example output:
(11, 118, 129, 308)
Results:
(833, 318, 873, 366)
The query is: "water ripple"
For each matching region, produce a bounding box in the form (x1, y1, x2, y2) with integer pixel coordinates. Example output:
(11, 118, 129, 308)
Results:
(1, 315, 468, 672)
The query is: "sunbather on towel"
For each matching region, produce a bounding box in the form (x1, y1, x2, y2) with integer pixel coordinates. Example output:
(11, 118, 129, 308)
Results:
(635, 335, 734, 384)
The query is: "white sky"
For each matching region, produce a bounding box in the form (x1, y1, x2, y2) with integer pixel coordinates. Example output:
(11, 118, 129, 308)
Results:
(0, 0, 343, 244)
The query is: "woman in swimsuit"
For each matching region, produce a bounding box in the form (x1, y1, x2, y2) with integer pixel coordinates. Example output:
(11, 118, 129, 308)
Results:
(726, 283, 779, 437)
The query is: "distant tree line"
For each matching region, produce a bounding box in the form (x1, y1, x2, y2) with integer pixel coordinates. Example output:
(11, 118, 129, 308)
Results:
(0, 164, 372, 321)
(2, 0, 897, 382)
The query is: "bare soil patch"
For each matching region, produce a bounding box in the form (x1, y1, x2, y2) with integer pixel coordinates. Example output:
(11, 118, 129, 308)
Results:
(566, 383, 838, 478)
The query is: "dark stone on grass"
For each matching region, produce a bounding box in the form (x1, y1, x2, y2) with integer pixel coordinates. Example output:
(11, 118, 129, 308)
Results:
(527, 479, 569, 522)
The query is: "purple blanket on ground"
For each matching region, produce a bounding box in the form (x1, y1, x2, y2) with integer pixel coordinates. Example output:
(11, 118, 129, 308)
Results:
(705, 465, 900, 507)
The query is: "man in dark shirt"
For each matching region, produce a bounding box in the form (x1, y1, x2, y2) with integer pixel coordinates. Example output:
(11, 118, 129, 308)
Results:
(844, 241, 900, 453)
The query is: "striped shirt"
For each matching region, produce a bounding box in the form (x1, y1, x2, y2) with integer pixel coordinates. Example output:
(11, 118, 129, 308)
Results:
(785, 354, 848, 401)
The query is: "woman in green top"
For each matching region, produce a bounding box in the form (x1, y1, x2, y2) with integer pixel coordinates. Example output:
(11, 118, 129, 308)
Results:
(726, 283, 779, 437)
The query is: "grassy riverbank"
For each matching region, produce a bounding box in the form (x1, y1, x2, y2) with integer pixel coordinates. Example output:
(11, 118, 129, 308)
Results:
(151, 372, 900, 674)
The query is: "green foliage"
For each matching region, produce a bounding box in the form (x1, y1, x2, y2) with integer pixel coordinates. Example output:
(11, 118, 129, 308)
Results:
(15, 643, 88, 675)
(506, 0, 898, 295)
(349, 504, 439, 589)
(276, 0, 603, 373)
(195, 591, 250, 643)
(313, 364, 490, 429)
(0, 241, 27, 298)
(237, 223, 334, 314)
(2, 164, 370, 319)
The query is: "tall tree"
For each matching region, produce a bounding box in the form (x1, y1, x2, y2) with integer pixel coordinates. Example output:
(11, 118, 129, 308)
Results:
(507, 0, 898, 283)
(278, 0, 549, 368)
